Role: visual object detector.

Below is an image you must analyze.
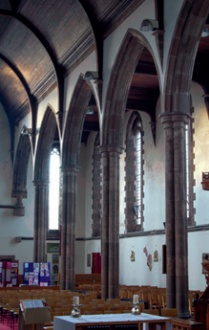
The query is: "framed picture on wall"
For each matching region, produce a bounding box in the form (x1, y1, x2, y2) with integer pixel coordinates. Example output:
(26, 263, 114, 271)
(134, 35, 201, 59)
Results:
(52, 254, 59, 264)
(47, 243, 59, 253)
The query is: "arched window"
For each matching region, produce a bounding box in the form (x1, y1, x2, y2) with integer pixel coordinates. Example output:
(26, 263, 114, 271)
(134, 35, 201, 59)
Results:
(48, 146, 60, 230)
(125, 113, 144, 232)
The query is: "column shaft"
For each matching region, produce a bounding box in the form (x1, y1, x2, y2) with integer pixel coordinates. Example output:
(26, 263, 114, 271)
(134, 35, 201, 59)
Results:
(101, 149, 109, 299)
(160, 112, 190, 317)
(161, 115, 176, 308)
(173, 115, 190, 318)
(108, 150, 120, 298)
(101, 146, 121, 299)
(60, 167, 78, 290)
(34, 180, 49, 262)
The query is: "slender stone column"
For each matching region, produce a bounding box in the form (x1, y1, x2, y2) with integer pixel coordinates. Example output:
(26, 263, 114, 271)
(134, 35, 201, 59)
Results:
(33, 180, 49, 262)
(160, 111, 190, 318)
(173, 113, 190, 318)
(101, 147, 109, 299)
(160, 114, 176, 308)
(108, 147, 120, 298)
(101, 146, 121, 299)
(60, 166, 78, 290)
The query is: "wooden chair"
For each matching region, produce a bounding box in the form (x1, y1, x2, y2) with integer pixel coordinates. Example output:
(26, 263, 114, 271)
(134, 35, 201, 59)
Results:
(148, 291, 162, 309)
(143, 309, 159, 315)
(160, 308, 178, 317)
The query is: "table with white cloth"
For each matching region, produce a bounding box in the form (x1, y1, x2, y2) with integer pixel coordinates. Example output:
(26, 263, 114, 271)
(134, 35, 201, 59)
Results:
(53, 313, 171, 330)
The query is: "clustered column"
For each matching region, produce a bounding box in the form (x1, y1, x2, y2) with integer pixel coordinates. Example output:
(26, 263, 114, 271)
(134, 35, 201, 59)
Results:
(160, 113, 176, 308)
(101, 146, 122, 299)
(33, 179, 49, 262)
(160, 112, 191, 318)
(60, 166, 79, 290)
(173, 114, 190, 318)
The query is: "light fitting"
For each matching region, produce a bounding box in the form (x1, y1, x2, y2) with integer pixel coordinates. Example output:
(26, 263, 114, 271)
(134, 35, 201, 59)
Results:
(201, 26, 209, 38)
(21, 125, 33, 135)
(140, 19, 159, 32)
(86, 106, 94, 115)
(21, 125, 39, 135)
(84, 71, 99, 81)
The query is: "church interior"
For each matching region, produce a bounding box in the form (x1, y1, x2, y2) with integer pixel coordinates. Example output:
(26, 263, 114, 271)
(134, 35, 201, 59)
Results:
(1, 0, 209, 328)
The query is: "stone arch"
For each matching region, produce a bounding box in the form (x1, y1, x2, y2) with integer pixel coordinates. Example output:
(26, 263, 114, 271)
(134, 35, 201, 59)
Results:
(161, 1, 209, 317)
(34, 106, 58, 182)
(33, 105, 58, 262)
(62, 75, 92, 168)
(101, 29, 160, 298)
(102, 28, 159, 149)
(164, 0, 209, 112)
(60, 75, 92, 290)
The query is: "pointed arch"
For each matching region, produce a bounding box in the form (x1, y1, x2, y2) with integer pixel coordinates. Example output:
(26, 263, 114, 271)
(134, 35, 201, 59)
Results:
(164, 0, 209, 111)
(62, 75, 92, 168)
(33, 106, 58, 262)
(101, 29, 160, 298)
(60, 75, 92, 290)
(161, 1, 209, 318)
(34, 106, 58, 181)
(102, 28, 159, 148)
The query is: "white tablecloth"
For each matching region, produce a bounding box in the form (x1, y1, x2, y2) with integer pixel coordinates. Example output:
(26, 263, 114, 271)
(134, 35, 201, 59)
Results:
(54, 313, 171, 330)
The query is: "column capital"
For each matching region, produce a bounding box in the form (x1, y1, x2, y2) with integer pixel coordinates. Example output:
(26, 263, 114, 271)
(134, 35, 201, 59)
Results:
(12, 189, 27, 199)
(100, 145, 123, 155)
(33, 179, 49, 187)
(159, 112, 191, 126)
(61, 165, 79, 175)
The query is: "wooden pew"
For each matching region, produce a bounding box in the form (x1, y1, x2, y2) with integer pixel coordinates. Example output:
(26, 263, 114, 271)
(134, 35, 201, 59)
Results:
(193, 286, 209, 330)
(171, 318, 204, 330)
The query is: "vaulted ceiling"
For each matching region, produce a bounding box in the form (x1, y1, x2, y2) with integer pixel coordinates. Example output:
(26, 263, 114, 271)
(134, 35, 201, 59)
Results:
(0, 0, 209, 145)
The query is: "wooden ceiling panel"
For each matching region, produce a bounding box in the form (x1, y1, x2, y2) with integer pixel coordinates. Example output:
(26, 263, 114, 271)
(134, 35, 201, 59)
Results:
(131, 73, 159, 89)
(0, 17, 55, 92)
(20, 0, 92, 61)
(0, 15, 11, 37)
(0, 60, 28, 112)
